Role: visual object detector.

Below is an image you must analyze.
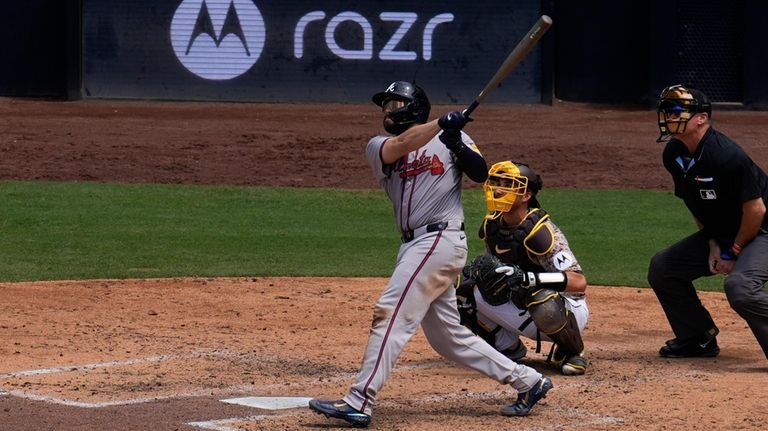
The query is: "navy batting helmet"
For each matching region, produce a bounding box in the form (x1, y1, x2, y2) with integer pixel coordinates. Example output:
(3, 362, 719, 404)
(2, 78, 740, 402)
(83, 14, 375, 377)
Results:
(372, 81, 431, 135)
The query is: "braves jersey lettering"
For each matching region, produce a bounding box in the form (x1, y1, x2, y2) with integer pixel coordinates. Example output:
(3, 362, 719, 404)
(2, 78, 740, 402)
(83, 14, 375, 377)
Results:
(397, 150, 445, 178)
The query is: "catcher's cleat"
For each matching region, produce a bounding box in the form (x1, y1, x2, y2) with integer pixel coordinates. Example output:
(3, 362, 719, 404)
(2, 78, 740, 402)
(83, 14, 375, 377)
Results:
(561, 353, 588, 375)
(550, 346, 587, 375)
(309, 399, 371, 428)
(659, 336, 720, 358)
(501, 377, 553, 417)
(500, 339, 528, 362)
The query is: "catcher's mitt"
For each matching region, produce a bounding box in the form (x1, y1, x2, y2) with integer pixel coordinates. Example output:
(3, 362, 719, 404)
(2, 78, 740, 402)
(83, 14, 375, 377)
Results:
(469, 254, 528, 307)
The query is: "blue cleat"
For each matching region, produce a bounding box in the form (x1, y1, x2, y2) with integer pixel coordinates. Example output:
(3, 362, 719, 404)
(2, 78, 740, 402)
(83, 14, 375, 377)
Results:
(309, 398, 371, 428)
(501, 377, 553, 416)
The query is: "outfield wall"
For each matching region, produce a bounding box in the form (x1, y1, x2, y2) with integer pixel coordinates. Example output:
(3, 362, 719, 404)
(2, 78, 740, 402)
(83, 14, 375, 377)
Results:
(4, 0, 768, 108)
(82, 0, 545, 104)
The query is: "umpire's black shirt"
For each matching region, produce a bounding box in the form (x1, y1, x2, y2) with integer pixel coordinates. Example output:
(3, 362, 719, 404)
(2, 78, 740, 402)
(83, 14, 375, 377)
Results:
(663, 127, 768, 246)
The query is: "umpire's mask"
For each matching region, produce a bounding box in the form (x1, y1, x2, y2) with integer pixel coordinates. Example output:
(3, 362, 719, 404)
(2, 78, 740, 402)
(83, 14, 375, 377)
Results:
(656, 84, 711, 142)
(483, 161, 543, 218)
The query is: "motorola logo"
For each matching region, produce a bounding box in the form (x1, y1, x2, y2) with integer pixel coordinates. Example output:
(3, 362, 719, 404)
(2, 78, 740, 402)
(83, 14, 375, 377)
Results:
(171, 0, 265, 80)
(170, 1, 455, 81)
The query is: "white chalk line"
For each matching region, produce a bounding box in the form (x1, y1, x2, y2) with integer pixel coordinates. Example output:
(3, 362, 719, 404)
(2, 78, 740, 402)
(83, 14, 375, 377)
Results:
(4, 388, 214, 408)
(186, 389, 626, 431)
(3, 350, 626, 428)
(188, 415, 284, 431)
(0, 351, 447, 408)
(0, 350, 236, 378)
(0, 351, 624, 431)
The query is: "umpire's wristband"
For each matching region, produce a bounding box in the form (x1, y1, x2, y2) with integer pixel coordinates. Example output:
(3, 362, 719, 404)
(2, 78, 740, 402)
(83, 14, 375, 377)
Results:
(526, 271, 568, 291)
(720, 249, 737, 261)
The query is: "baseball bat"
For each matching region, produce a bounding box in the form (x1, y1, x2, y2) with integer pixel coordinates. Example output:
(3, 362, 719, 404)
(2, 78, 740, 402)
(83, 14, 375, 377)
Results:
(463, 15, 553, 117)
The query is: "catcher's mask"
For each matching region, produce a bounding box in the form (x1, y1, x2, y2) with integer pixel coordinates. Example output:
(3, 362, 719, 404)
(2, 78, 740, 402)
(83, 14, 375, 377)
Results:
(372, 81, 431, 135)
(656, 84, 711, 142)
(483, 161, 543, 218)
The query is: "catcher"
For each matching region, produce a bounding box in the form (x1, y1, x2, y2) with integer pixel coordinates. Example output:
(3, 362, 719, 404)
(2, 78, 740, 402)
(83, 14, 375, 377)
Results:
(457, 161, 590, 375)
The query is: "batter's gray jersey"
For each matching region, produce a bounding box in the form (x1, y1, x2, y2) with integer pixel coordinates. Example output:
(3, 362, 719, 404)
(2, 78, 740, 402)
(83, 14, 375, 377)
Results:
(366, 132, 473, 232)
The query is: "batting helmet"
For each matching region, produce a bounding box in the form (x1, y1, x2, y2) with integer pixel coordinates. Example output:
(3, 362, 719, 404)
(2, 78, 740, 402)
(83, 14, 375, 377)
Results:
(483, 161, 543, 218)
(372, 81, 431, 135)
(656, 84, 711, 142)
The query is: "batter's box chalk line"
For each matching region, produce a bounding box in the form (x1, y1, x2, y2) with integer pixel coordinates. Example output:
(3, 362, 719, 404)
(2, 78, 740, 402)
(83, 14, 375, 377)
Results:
(0, 350, 301, 408)
(187, 415, 275, 431)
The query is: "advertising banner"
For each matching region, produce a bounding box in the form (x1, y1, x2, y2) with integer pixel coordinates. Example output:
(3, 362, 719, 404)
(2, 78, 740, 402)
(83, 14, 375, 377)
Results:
(84, 0, 542, 103)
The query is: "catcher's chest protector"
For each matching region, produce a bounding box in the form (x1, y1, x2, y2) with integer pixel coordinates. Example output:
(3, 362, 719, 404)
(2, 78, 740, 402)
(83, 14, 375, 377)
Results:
(480, 209, 553, 272)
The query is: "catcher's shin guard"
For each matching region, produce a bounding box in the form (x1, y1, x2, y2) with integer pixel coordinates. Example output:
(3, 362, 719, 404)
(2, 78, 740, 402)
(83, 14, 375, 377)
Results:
(527, 290, 584, 356)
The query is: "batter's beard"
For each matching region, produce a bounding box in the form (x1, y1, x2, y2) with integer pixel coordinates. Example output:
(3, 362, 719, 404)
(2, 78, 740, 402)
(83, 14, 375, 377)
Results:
(382, 117, 404, 135)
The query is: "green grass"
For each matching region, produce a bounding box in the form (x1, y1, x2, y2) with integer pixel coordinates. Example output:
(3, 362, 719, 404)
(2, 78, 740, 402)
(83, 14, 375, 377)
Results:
(0, 181, 724, 290)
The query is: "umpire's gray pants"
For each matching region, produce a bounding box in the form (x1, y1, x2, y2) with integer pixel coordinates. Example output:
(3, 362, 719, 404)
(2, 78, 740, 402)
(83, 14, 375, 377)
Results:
(648, 230, 768, 359)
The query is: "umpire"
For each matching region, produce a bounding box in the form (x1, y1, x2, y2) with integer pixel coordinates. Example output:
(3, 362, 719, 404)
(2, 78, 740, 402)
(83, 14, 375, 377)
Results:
(649, 84, 768, 360)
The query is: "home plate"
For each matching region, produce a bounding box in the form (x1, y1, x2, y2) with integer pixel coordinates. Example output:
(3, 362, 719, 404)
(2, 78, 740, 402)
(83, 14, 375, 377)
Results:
(221, 396, 312, 410)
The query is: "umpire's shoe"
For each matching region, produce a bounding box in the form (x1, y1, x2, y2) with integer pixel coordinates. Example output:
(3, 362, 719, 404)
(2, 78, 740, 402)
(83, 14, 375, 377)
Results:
(659, 327, 720, 358)
(500, 377, 553, 417)
(309, 399, 371, 428)
(660, 336, 720, 358)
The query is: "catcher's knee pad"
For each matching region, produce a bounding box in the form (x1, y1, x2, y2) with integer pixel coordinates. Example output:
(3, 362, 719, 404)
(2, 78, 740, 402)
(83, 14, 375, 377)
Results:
(527, 290, 585, 356)
(526, 288, 565, 334)
(548, 310, 584, 356)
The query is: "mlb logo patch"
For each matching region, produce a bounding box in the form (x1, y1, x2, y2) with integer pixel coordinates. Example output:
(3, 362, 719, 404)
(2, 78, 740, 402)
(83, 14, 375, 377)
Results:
(700, 189, 717, 200)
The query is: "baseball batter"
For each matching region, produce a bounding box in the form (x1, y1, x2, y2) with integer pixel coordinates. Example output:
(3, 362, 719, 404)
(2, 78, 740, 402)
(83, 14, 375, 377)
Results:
(308, 82, 553, 428)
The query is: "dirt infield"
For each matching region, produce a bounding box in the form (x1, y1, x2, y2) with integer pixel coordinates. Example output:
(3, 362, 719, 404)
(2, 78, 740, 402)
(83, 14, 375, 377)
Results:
(0, 279, 765, 430)
(1, 98, 768, 430)
(3, 98, 768, 190)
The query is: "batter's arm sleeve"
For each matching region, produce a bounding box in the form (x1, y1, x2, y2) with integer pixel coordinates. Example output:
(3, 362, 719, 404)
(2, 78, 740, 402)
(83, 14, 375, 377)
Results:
(454, 133, 488, 183)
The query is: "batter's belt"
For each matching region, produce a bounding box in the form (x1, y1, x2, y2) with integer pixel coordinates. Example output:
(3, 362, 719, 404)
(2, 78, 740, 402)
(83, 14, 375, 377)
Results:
(401, 221, 465, 243)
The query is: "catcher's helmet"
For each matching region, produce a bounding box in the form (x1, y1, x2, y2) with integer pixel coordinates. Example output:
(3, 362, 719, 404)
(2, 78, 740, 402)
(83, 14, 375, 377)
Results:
(372, 81, 431, 135)
(483, 161, 543, 218)
(656, 84, 711, 142)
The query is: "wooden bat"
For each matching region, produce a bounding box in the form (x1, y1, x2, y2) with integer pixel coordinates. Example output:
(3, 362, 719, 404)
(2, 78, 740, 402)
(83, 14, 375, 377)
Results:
(463, 15, 553, 117)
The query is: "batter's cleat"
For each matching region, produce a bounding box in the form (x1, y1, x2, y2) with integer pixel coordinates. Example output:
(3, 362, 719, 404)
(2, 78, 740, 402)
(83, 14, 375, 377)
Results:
(308, 398, 371, 428)
(659, 336, 720, 358)
(500, 339, 528, 362)
(500, 377, 553, 417)
(561, 353, 588, 375)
